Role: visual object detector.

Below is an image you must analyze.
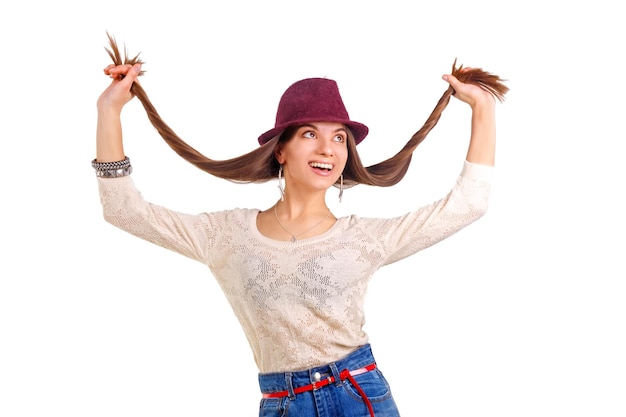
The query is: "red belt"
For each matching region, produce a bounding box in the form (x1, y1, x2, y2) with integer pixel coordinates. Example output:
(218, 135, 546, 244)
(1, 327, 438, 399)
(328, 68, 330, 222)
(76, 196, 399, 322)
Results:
(262, 363, 377, 416)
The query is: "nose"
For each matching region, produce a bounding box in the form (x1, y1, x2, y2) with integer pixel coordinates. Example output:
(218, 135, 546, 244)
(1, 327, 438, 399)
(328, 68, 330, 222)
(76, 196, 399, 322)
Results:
(317, 136, 334, 156)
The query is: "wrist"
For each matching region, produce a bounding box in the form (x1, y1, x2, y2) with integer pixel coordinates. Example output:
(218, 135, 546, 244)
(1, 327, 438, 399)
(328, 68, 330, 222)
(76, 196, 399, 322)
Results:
(97, 105, 123, 120)
(91, 156, 133, 177)
(470, 95, 496, 113)
(470, 102, 496, 125)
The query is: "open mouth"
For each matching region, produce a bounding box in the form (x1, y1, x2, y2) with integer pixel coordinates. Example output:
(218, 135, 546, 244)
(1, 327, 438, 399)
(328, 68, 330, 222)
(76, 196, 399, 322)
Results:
(309, 162, 334, 172)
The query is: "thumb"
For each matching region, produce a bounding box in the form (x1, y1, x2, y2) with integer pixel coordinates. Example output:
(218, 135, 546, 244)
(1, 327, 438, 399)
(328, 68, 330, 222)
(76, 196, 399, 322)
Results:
(120, 63, 142, 88)
(442, 73, 460, 90)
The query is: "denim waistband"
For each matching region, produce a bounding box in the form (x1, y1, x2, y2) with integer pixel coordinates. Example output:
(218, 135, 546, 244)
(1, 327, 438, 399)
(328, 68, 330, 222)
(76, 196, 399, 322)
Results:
(258, 344, 376, 395)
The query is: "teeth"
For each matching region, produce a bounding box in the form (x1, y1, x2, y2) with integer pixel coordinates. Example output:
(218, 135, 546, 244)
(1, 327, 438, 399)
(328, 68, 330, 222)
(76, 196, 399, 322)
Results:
(310, 162, 334, 170)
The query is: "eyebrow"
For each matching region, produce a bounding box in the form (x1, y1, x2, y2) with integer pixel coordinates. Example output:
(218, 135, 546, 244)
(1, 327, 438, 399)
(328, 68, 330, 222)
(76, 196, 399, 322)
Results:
(299, 123, 347, 134)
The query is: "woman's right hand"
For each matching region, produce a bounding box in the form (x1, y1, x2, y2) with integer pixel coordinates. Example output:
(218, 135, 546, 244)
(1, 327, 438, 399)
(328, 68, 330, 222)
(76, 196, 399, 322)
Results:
(95, 63, 142, 162)
(97, 63, 142, 113)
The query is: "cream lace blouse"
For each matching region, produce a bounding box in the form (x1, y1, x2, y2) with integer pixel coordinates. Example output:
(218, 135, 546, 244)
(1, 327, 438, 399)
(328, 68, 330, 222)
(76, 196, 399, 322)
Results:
(97, 160, 492, 373)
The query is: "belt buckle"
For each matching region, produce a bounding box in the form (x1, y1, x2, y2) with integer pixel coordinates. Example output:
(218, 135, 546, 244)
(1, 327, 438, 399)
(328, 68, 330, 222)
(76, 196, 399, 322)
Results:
(312, 376, 333, 391)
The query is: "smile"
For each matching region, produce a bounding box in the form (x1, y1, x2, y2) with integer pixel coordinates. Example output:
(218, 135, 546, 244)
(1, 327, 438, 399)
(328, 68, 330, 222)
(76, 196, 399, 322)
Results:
(309, 162, 334, 171)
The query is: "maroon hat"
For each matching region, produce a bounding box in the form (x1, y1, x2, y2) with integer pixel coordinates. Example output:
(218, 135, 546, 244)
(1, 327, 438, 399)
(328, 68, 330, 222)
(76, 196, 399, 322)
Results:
(258, 78, 369, 145)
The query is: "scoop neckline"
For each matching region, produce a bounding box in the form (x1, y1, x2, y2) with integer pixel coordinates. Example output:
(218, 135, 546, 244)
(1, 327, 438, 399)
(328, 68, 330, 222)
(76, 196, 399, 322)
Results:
(250, 209, 345, 245)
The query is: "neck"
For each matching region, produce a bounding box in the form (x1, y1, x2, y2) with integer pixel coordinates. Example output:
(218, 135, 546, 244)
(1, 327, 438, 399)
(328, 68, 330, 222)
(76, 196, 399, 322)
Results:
(277, 193, 328, 219)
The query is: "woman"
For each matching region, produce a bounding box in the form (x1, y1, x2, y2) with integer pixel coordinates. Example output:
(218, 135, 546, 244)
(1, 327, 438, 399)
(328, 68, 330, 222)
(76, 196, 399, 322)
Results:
(94, 38, 505, 417)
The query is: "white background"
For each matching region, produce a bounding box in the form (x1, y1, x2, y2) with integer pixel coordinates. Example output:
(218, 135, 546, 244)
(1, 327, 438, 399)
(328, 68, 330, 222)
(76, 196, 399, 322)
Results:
(1, 1, 624, 416)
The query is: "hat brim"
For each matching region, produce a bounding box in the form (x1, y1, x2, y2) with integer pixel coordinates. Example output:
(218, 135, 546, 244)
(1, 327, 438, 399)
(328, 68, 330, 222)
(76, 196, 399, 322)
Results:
(258, 119, 369, 146)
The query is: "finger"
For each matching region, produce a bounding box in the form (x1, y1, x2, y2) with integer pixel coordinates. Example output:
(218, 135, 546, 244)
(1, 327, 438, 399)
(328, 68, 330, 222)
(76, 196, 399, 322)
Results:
(103, 64, 116, 75)
(105, 64, 134, 80)
(112, 63, 140, 83)
(118, 63, 142, 87)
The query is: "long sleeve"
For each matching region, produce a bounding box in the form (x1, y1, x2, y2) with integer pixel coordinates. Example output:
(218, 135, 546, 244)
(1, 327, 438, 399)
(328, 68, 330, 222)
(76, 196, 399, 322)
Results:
(363, 160, 493, 265)
(97, 176, 215, 264)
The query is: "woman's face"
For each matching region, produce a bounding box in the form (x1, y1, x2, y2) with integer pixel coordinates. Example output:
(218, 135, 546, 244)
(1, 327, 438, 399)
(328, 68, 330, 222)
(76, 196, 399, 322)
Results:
(276, 122, 348, 194)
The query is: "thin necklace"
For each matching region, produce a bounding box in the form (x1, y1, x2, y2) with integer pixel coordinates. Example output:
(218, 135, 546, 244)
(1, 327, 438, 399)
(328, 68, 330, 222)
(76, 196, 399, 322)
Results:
(274, 204, 332, 242)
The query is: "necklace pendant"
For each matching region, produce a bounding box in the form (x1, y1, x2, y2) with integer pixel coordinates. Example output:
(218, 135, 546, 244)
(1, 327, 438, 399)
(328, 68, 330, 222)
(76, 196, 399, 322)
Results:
(290, 236, 297, 243)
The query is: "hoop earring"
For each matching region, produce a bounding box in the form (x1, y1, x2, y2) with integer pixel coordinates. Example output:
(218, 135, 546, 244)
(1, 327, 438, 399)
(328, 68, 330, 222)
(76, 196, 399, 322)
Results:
(277, 165, 285, 201)
(338, 174, 344, 203)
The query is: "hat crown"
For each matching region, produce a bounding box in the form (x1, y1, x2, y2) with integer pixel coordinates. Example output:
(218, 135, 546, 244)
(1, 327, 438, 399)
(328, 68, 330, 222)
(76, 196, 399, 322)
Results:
(258, 77, 368, 145)
(275, 78, 350, 126)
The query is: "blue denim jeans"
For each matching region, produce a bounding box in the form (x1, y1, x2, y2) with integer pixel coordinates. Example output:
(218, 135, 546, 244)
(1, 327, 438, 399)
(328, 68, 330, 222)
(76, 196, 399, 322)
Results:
(258, 344, 401, 416)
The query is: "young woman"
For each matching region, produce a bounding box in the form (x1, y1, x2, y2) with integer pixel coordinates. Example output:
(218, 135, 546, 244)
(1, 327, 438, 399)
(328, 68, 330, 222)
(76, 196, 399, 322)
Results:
(94, 38, 506, 417)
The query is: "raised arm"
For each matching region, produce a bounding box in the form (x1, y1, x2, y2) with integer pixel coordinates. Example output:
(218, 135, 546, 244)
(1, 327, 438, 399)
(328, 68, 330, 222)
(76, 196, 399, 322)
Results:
(95, 63, 142, 163)
(443, 70, 497, 166)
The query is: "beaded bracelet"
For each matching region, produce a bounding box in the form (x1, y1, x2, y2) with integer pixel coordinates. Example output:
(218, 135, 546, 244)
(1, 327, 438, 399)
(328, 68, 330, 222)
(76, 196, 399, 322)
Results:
(91, 156, 133, 177)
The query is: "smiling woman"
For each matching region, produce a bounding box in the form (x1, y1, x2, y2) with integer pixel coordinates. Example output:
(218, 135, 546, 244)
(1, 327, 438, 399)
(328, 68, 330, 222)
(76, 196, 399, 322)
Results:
(260, 121, 349, 241)
(93, 35, 508, 416)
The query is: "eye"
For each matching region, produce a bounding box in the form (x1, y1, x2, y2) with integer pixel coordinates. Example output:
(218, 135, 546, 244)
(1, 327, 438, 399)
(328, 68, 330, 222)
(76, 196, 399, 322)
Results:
(333, 134, 346, 143)
(303, 131, 316, 139)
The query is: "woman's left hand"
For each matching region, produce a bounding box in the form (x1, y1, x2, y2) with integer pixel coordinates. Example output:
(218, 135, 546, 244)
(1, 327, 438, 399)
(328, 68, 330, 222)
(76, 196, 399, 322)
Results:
(443, 68, 495, 110)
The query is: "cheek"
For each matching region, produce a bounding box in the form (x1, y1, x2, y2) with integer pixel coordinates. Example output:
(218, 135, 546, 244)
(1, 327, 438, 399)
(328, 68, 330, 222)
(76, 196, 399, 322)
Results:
(337, 147, 349, 168)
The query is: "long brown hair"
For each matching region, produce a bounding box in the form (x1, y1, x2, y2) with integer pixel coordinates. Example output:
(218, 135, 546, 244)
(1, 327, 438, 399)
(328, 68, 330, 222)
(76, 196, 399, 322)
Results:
(105, 33, 508, 188)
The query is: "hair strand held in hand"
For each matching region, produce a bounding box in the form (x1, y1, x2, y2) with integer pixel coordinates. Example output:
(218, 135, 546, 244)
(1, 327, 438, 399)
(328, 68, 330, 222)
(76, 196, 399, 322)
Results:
(104, 34, 509, 187)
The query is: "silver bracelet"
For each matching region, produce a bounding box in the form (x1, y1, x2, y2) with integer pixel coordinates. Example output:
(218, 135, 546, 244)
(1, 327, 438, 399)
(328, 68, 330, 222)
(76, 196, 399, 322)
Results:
(92, 157, 133, 177)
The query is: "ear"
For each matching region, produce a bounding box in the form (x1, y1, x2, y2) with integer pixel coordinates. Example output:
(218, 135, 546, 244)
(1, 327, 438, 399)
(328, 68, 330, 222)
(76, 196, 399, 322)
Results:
(274, 145, 286, 165)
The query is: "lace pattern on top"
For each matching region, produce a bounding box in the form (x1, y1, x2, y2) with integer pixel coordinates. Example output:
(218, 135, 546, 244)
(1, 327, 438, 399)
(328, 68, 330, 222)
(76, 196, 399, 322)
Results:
(97, 161, 492, 372)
